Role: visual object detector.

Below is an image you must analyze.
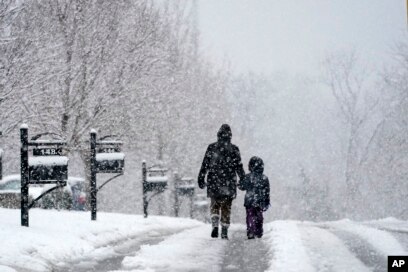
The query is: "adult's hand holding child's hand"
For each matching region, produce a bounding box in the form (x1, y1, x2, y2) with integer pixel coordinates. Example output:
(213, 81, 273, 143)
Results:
(198, 178, 206, 189)
(262, 204, 271, 212)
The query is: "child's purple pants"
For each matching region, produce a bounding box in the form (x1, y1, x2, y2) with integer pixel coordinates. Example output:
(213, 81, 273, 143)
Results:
(246, 207, 264, 237)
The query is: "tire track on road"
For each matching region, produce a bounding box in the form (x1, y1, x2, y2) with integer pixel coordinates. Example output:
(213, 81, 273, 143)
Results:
(327, 228, 386, 272)
(299, 224, 370, 272)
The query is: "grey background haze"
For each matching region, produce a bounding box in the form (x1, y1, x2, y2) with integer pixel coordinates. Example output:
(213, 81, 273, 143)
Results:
(197, 0, 408, 221)
(198, 0, 407, 75)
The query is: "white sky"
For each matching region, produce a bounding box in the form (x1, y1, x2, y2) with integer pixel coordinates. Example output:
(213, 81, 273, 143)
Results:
(198, 0, 407, 75)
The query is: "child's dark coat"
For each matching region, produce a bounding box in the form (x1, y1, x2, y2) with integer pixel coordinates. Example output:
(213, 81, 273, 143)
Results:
(238, 157, 270, 210)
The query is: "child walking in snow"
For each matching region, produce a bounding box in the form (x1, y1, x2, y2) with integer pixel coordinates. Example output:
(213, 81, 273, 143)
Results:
(238, 156, 270, 239)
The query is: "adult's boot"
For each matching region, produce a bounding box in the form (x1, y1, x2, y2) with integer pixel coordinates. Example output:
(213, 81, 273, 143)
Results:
(211, 215, 220, 238)
(211, 227, 219, 238)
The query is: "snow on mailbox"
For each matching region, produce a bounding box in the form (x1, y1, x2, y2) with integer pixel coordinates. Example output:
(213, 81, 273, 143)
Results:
(145, 166, 168, 190)
(29, 154, 68, 183)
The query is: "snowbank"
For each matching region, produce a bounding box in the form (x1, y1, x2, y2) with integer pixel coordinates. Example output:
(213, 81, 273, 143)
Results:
(0, 174, 21, 185)
(0, 208, 202, 271)
(365, 217, 408, 233)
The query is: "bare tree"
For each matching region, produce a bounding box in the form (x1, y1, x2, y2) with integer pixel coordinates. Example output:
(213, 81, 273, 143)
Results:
(368, 41, 408, 219)
(323, 51, 385, 216)
(0, 0, 232, 214)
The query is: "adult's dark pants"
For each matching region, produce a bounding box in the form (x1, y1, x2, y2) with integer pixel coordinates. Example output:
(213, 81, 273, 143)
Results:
(210, 197, 233, 228)
(246, 207, 264, 237)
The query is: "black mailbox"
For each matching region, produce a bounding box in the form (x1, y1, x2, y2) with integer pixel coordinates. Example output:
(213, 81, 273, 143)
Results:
(145, 167, 168, 191)
(142, 162, 168, 217)
(29, 153, 68, 184)
(95, 141, 124, 174)
(175, 177, 195, 196)
(174, 175, 195, 218)
(193, 193, 209, 209)
(95, 152, 125, 173)
(192, 193, 209, 222)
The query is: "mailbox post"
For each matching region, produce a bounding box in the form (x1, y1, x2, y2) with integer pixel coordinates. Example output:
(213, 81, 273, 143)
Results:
(174, 174, 195, 218)
(0, 130, 3, 180)
(90, 130, 97, 221)
(89, 130, 125, 221)
(142, 161, 168, 218)
(0, 148, 3, 181)
(20, 126, 29, 227)
(193, 193, 210, 222)
(20, 125, 69, 227)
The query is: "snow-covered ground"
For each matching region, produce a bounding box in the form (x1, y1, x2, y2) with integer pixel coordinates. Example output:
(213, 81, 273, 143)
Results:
(0, 208, 407, 272)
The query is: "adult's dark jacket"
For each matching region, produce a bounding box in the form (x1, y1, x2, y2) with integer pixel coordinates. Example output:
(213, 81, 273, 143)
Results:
(198, 124, 245, 199)
(238, 156, 270, 210)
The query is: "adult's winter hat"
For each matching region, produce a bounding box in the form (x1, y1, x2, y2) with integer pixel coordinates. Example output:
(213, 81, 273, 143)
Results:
(217, 124, 232, 141)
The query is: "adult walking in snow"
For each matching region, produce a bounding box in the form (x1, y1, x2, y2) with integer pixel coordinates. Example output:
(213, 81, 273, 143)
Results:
(198, 124, 245, 239)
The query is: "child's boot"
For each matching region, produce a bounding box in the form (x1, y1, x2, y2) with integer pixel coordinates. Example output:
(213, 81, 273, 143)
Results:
(221, 226, 229, 240)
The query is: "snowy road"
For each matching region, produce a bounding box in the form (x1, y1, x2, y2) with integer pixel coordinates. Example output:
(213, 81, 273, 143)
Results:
(111, 220, 408, 272)
(0, 208, 407, 272)
(220, 225, 269, 272)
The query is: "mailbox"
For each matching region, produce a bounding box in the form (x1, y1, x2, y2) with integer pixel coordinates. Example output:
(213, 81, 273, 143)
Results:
(193, 193, 209, 209)
(142, 162, 168, 217)
(29, 150, 68, 184)
(95, 152, 125, 173)
(175, 177, 195, 196)
(144, 167, 168, 191)
(192, 193, 209, 222)
(174, 175, 195, 218)
(95, 141, 124, 174)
